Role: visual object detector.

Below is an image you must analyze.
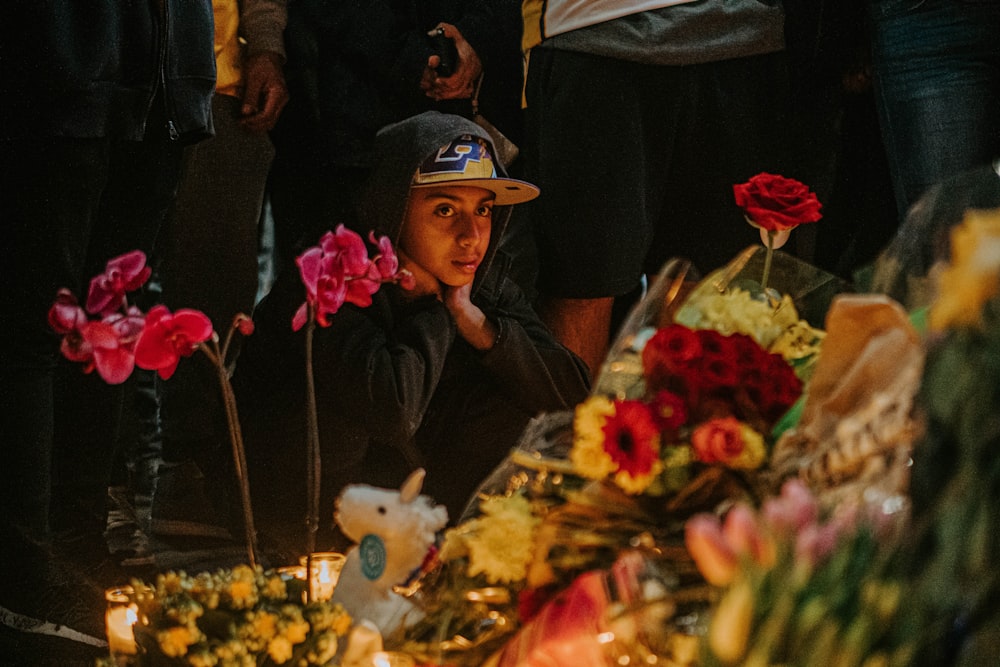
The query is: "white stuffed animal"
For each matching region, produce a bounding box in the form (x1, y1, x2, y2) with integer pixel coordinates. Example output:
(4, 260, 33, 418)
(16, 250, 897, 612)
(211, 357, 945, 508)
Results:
(331, 468, 448, 635)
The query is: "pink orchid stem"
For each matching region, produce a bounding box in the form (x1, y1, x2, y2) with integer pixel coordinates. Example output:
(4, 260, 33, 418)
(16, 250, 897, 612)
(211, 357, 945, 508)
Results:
(761, 231, 775, 293)
(201, 340, 260, 568)
(303, 315, 321, 557)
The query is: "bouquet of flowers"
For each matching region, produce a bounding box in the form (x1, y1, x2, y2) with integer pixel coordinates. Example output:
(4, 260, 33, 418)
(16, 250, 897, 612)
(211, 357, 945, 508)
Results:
(395, 175, 842, 665)
(685, 480, 906, 666)
(101, 565, 353, 666)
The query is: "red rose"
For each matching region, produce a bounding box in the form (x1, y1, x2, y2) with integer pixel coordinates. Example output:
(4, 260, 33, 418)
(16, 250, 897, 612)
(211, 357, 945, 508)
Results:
(642, 324, 702, 392)
(733, 173, 822, 232)
(651, 390, 688, 432)
(691, 416, 746, 465)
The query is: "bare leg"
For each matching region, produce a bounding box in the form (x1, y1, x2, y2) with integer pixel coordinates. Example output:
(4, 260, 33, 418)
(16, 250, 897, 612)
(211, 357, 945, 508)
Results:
(538, 296, 615, 379)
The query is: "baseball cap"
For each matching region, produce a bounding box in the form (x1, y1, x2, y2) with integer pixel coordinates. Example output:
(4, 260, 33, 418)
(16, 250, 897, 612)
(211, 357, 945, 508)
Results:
(411, 135, 540, 205)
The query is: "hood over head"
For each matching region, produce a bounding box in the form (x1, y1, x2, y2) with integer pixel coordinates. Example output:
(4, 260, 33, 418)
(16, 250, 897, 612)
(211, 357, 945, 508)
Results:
(357, 111, 538, 292)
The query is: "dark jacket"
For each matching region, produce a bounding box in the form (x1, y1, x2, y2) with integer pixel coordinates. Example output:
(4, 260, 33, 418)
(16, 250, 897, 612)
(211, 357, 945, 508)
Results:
(274, 0, 523, 170)
(1, 0, 216, 142)
(238, 112, 589, 550)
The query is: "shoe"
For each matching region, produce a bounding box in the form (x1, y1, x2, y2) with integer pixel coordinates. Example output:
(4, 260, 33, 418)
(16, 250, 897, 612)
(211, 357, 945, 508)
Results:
(150, 460, 235, 540)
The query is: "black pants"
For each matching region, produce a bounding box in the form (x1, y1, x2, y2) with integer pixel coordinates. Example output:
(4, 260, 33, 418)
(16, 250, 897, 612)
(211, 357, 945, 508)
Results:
(0, 131, 182, 588)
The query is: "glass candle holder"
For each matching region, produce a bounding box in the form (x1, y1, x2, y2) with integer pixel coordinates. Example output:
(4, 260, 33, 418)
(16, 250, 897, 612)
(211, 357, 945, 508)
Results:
(105, 585, 138, 664)
(370, 651, 416, 667)
(301, 552, 346, 602)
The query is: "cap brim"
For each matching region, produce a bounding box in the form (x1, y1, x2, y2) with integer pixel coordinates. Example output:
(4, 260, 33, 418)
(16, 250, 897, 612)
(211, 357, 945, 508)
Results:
(411, 177, 540, 205)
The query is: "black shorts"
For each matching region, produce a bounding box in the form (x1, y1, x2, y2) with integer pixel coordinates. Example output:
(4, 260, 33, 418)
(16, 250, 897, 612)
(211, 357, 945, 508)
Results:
(523, 47, 791, 299)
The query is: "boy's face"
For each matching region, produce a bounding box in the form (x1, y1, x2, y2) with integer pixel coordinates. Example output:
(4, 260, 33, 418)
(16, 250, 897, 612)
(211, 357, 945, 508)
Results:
(400, 185, 494, 288)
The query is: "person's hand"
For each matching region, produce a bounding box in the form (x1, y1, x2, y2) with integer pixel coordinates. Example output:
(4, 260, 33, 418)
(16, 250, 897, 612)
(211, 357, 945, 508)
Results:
(239, 51, 289, 132)
(397, 249, 442, 300)
(420, 23, 482, 101)
(444, 283, 498, 351)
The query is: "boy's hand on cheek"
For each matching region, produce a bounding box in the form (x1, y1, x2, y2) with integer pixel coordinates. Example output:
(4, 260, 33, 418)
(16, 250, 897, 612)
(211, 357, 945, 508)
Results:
(445, 283, 499, 351)
(398, 250, 442, 300)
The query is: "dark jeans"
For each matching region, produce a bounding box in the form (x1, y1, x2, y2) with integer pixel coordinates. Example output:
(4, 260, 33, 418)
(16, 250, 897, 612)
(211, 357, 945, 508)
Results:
(157, 94, 274, 465)
(869, 0, 1000, 219)
(0, 133, 182, 586)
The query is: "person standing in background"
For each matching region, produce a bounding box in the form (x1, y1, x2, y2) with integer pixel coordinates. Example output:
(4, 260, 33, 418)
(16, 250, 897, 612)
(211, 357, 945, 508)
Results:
(147, 0, 289, 547)
(266, 0, 524, 275)
(520, 0, 796, 376)
(0, 0, 216, 644)
(868, 0, 1000, 221)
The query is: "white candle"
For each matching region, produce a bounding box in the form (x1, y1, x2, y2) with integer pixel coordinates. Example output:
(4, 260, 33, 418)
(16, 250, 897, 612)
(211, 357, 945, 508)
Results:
(304, 552, 345, 602)
(371, 651, 416, 667)
(105, 586, 138, 656)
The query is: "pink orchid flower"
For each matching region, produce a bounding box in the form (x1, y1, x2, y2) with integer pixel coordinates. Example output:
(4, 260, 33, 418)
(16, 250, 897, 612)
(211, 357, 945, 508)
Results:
(370, 231, 400, 279)
(48, 288, 88, 335)
(49, 288, 95, 367)
(134, 305, 214, 379)
(292, 247, 349, 331)
(80, 320, 136, 384)
(293, 227, 415, 330)
(85, 250, 152, 316)
(321, 225, 371, 277)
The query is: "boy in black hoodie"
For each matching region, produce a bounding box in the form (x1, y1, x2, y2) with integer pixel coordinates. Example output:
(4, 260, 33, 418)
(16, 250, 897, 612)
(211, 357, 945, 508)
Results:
(237, 111, 590, 556)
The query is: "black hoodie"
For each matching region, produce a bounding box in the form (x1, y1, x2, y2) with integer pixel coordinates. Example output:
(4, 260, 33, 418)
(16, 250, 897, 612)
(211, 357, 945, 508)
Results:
(238, 112, 589, 554)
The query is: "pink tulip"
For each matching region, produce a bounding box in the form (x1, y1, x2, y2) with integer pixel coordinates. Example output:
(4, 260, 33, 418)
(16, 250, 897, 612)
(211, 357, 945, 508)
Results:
(685, 513, 739, 586)
(85, 250, 151, 316)
(722, 504, 776, 569)
(762, 479, 819, 537)
(134, 305, 213, 379)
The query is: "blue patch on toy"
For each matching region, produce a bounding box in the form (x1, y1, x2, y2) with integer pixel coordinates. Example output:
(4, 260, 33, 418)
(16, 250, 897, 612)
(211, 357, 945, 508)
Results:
(359, 534, 387, 581)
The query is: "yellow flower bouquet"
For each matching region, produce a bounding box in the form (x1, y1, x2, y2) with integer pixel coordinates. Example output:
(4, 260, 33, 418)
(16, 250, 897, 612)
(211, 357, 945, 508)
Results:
(102, 565, 353, 666)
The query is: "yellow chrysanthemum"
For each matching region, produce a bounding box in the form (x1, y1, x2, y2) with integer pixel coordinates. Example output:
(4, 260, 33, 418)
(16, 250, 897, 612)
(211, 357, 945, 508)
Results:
(186, 650, 217, 667)
(464, 494, 541, 584)
(332, 609, 352, 636)
(267, 636, 294, 664)
(262, 573, 287, 600)
(282, 612, 310, 644)
(250, 611, 278, 640)
(158, 624, 200, 657)
(930, 208, 1000, 331)
(438, 525, 471, 562)
(571, 395, 617, 480)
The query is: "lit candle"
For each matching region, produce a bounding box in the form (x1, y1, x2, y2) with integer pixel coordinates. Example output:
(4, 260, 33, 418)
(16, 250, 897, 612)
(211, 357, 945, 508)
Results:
(371, 651, 416, 667)
(105, 586, 138, 658)
(303, 552, 345, 602)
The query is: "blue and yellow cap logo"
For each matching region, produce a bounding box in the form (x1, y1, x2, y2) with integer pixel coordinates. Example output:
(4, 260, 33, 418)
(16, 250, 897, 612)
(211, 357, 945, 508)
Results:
(411, 135, 539, 205)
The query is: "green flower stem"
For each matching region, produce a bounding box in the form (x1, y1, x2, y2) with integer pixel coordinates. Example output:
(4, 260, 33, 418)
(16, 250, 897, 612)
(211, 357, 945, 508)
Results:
(304, 316, 321, 558)
(761, 231, 775, 293)
(201, 339, 260, 568)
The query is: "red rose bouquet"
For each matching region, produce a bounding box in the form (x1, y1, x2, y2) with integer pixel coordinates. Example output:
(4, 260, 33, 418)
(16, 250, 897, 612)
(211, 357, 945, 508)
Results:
(571, 324, 802, 497)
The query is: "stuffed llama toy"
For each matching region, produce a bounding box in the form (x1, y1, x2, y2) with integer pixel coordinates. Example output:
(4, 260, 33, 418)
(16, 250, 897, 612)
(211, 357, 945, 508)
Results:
(331, 468, 449, 635)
